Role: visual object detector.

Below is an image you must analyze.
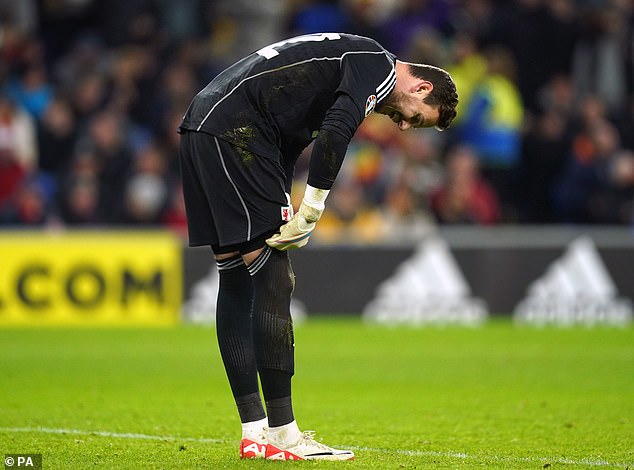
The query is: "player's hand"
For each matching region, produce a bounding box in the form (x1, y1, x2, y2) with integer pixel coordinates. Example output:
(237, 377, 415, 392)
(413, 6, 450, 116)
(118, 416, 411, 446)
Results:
(266, 202, 323, 251)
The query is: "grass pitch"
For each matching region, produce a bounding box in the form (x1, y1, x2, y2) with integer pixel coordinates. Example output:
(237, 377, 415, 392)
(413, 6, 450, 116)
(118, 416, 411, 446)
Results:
(1, 318, 633, 469)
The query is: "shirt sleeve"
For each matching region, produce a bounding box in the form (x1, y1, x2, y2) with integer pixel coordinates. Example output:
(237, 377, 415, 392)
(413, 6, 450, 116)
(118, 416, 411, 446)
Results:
(307, 94, 357, 190)
(307, 52, 396, 190)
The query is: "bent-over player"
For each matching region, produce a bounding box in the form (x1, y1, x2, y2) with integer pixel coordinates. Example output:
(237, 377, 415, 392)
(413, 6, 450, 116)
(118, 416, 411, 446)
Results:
(178, 32, 458, 461)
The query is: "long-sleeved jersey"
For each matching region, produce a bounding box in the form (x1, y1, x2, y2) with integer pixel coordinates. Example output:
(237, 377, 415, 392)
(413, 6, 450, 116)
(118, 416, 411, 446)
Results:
(179, 33, 396, 190)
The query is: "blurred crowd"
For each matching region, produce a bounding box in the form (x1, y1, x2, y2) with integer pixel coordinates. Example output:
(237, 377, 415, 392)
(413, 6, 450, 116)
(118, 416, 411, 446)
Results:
(0, 0, 633, 242)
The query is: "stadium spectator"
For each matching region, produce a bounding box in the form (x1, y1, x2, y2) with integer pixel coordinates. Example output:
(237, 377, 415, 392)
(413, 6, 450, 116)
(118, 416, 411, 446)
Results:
(390, 129, 444, 217)
(554, 116, 632, 224)
(453, 46, 524, 220)
(516, 106, 570, 223)
(121, 140, 171, 225)
(79, 109, 133, 222)
(59, 176, 101, 225)
(0, 149, 27, 217)
(69, 72, 109, 124)
(58, 149, 102, 225)
(161, 181, 188, 238)
(381, 175, 436, 239)
(444, 32, 487, 127)
(152, 61, 198, 135)
(0, 0, 37, 37)
(0, 177, 50, 226)
(486, 0, 577, 112)
(4, 63, 53, 121)
(206, 0, 287, 66)
(122, 173, 169, 225)
(336, 113, 401, 206)
(429, 144, 500, 224)
(37, 96, 76, 178)
(0, 95, 37, 174)
(0, 95, 38, 220)
(572, 3, 630, 118)
(450, 0, 496, 43)
(400, 27, 449, 69)
(314, 179, 386, 242)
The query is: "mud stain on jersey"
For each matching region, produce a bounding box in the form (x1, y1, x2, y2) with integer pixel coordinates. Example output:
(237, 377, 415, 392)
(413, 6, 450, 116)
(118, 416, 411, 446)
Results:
(236, 146, 255, 163)
(223, 124, 256, 163)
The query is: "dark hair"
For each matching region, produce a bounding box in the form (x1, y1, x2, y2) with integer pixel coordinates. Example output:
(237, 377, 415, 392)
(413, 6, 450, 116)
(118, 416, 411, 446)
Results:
(408, 63, 458, 130)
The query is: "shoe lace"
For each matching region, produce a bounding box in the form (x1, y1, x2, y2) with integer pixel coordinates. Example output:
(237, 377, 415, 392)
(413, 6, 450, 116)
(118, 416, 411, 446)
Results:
(298, 431, 333, 452)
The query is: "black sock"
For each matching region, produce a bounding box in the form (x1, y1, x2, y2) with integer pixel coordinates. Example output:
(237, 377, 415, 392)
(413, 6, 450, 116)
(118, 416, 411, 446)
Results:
(235, 392, 266, 424)
(248, 247, 295, 427)
(215, 254, 265, 423)
(265, 396, 294, 428)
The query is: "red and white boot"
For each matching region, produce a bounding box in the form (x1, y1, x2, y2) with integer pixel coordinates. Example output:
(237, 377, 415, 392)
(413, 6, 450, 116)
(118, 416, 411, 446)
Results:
(265, 421, 354, 461)
(239, 417, 268, 459)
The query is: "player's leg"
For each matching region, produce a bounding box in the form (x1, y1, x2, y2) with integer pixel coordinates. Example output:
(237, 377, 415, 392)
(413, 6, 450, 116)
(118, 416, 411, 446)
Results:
(213, 249, 267, 459)
(242, 245, 354, 461)
(242, 246, 295, 428)
(179, 131, 267, 458)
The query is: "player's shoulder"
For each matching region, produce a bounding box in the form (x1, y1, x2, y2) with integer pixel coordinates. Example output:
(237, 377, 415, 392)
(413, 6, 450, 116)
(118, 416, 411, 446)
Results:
(337, 33, 390, 53)
(335, 34, 395, 67)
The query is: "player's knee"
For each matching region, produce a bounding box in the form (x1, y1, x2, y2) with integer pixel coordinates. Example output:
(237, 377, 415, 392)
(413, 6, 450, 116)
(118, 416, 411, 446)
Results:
(274, 250, 295, 298)
(254, 248, 295, 299)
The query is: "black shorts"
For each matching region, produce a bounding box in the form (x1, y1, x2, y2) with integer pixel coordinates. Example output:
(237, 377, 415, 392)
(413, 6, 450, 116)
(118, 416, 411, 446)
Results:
(178, 131, 290, 254)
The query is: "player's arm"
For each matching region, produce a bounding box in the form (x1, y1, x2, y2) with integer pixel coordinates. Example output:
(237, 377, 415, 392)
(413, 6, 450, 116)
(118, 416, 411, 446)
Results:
(266, 94, 360, 250)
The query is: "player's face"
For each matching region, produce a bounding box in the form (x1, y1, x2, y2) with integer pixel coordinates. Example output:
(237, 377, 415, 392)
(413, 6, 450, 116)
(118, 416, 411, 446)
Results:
(376, 89, 440, 131)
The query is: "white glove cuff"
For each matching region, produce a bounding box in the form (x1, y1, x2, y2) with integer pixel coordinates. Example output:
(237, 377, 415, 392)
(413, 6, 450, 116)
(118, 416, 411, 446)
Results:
(303, 184, 330, 211)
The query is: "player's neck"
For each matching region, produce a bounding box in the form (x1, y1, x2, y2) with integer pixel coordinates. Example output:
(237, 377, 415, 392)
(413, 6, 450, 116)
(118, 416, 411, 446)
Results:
(394, 60, 416, 93)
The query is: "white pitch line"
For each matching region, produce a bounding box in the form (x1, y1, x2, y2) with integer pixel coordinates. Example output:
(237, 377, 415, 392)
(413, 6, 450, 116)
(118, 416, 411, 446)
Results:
(1, 427, 631, 468)
(349, 446, 631, 468)
(0, 427, 226, 444)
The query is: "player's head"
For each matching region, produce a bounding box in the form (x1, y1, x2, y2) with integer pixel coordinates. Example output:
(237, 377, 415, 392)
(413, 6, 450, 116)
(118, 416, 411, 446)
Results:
(407, 63, 458, 130)
(376, 62, 458, 131)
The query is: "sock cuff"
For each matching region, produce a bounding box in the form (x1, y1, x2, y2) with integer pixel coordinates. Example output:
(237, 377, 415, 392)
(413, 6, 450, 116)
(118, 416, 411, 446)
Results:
(265, 396, 292, 410)
(247, 246, 272, 276)
(216, 254, 244, 271)
(235, 392, 266, 424)
(235, 392, 263, 406)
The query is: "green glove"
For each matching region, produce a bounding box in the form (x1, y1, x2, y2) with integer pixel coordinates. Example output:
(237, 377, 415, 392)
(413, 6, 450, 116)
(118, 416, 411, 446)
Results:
(266, 201, 323, 251)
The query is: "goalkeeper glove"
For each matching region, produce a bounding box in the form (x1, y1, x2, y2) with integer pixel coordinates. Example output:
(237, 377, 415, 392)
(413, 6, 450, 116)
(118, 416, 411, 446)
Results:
(266, 201, 323, 251)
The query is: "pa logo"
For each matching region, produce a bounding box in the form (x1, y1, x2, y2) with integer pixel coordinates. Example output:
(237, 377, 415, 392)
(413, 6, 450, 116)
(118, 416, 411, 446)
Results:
(364, 94, 377, 116)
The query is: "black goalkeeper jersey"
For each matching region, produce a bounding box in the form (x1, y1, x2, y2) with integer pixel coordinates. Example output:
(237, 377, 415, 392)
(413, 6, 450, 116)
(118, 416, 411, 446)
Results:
(179, 33, 396, 188)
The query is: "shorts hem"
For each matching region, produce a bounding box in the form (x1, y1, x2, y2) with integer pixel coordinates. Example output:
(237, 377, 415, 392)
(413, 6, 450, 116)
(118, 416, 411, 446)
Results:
(197, 228, 281, 255)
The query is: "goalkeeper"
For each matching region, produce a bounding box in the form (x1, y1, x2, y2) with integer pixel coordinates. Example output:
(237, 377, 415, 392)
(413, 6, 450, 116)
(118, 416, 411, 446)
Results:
(178, 32, 458, 461)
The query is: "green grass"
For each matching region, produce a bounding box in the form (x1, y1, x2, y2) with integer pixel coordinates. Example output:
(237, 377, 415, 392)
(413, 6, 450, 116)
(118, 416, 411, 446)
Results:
(1, 318, 633, 469)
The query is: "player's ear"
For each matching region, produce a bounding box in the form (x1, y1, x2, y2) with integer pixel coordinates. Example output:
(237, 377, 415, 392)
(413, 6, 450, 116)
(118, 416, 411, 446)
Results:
(413, 80, 433, 95)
